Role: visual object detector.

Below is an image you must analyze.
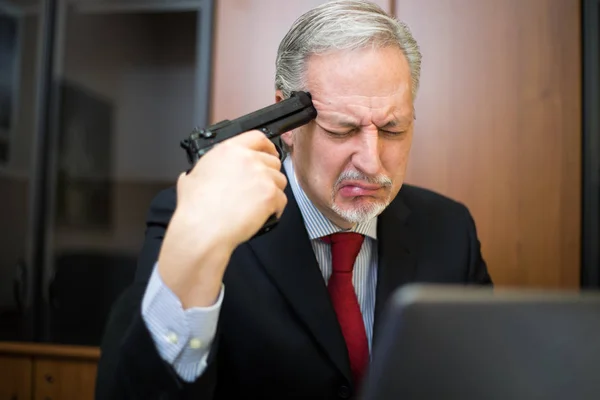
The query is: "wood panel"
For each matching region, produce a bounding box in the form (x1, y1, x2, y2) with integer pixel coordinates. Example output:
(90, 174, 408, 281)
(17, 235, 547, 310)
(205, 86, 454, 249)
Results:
(210, 0, 392, 123)
(0, 342, 100, 400)
(33, 359, 97, 400)
(0, 342, 100, 360)
(394, 0, 581, 287)
(0, 356, 31, 400)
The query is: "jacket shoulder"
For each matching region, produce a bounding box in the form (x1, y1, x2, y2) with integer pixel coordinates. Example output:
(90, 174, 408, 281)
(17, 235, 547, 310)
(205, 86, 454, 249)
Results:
(145, 186, 177, 225)
(398, 184, 469, 216)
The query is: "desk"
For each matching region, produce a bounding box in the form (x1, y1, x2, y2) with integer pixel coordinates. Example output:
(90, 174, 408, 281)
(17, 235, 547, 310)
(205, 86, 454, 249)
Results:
(0, 342, 99, 400)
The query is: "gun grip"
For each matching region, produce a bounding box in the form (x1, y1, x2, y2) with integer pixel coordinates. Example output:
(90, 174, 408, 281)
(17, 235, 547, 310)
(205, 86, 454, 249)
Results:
(253, 213, 279, 238)
(271, 138, 285, 161)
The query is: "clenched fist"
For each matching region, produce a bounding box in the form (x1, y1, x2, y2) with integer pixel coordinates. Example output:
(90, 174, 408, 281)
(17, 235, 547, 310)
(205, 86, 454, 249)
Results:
(158, 130, 288, 308)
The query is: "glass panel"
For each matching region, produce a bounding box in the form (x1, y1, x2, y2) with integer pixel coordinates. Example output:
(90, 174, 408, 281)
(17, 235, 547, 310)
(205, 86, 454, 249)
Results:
(45, 0, 208, 345)
(0, 0, 42, 341)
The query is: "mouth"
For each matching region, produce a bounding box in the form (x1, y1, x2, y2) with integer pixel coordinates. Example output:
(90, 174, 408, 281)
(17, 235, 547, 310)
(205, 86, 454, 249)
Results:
(338, 181, 385, 197)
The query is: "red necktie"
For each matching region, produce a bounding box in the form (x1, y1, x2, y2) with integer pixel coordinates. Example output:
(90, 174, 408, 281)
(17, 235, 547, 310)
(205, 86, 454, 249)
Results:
(322, 232, 369, 385)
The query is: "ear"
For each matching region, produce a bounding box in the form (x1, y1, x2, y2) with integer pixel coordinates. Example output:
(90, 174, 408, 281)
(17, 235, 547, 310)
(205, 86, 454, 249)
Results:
(275, 89, 284, 103)
(281, 130, 293, 149)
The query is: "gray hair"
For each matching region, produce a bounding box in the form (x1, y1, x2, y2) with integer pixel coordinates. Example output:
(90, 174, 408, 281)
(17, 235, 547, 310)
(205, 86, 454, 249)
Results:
(275, 0, 422, 100)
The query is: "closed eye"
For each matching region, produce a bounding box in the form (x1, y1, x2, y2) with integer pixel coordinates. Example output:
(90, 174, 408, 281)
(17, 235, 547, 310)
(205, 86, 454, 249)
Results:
(319, 124, 406, 138)
(380, 129, 407, 137)
(321, 127, 354, 137)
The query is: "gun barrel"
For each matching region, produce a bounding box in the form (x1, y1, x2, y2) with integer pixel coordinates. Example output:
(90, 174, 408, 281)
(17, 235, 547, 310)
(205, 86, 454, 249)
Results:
(209, 91, 315, 144)
(181, 91, 317, 165)
(261, 106, 317, 139)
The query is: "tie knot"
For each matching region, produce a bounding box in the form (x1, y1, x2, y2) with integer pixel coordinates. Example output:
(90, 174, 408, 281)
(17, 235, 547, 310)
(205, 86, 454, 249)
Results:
(322, 232, 365, 273)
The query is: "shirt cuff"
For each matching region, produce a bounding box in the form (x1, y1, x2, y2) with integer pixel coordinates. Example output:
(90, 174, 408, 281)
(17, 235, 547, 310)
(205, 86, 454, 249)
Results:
(141, 262, 224, 382)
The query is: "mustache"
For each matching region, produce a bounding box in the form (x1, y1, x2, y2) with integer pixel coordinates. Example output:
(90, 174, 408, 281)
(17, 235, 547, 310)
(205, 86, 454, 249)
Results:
(334, 170, 393, 188)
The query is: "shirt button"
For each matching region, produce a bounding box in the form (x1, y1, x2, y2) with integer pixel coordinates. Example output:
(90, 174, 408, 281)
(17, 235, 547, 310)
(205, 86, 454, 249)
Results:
(337, 385, 351, 398)
(166, 332, 178, 344)
(190, 338, 202, 349)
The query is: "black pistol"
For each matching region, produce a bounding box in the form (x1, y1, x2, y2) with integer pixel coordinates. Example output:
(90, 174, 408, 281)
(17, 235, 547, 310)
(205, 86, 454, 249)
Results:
(180, 91, 317, 236)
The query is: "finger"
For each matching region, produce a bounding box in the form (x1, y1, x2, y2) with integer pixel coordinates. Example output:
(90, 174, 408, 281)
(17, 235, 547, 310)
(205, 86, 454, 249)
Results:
(231, 130, 279, 157)
(176, 171, 187, 188)
(266, 168, 288, 191)
(175, 172, 188, 202)
(274, 189, 288, 219)
(256, 150, 282, 171)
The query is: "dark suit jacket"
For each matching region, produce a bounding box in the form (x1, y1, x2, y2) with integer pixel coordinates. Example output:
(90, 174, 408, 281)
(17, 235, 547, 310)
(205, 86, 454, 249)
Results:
(95, 179, 492, 400)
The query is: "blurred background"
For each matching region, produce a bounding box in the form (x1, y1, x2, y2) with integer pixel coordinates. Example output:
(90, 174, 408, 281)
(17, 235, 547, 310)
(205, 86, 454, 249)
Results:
(0, 0, 597, 397)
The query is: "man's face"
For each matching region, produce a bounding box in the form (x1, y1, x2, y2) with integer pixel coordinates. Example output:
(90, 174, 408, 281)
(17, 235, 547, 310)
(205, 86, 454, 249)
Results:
(281, 46, 414, 229)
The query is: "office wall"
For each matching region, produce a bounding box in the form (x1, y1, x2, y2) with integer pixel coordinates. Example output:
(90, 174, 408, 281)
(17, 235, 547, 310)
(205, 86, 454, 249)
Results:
(395, 0, 581, 288)
(210, 0, 392, 123)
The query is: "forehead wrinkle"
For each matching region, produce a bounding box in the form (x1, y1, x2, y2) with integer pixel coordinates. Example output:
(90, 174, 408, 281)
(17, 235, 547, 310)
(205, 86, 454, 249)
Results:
(312, 94, 406, 115)
(315, 102, 404, 128)
(314, 93, 404, 103)
(311, 91, 412, 128)
(314, 110, 360, 127)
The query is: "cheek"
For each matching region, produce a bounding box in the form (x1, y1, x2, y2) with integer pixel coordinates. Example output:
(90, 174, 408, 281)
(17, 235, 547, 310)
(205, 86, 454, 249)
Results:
(308, 139, 344, 183)
(297, 134, 351, 195)
(382, 139, 412, 179)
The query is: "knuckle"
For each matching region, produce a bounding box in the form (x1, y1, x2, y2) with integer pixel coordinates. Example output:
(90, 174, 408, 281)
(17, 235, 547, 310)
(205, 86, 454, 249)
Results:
(251, 157, 265, 173)
(217, 139, 234, 151)
(214, 142, 235, 159)
(264, 182, 279, 202)
(238, 148, 254, 165)
(249, 129, 265, 140)
(176, 173, 187, 189)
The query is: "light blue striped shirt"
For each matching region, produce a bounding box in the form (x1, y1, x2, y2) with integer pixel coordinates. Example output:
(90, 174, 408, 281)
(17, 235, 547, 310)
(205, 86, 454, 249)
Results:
(141, 156, 379, 382)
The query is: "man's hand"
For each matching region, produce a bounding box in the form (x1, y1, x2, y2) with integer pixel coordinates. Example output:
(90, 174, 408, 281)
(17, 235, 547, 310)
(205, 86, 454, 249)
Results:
(158, 130, 288, 308)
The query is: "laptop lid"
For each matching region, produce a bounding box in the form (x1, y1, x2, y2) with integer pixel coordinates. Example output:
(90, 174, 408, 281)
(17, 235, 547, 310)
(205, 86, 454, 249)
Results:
(360, 284, 600, 400)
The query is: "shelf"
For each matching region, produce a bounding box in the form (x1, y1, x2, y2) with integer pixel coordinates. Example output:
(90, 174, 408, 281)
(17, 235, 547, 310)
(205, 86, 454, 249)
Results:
(0, 341, 100, 361)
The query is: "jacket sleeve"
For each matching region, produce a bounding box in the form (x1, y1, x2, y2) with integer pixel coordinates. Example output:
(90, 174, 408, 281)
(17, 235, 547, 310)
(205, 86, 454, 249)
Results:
(95, 187, 221, 400)
(464, 206, 493, 285)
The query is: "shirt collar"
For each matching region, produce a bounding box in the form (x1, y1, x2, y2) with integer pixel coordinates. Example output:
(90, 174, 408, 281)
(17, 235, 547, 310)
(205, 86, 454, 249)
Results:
(283, 156, 378, 241)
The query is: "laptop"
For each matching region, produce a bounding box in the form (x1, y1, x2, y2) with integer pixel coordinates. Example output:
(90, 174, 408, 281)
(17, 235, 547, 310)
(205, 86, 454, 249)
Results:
(359, 284, 600, 400)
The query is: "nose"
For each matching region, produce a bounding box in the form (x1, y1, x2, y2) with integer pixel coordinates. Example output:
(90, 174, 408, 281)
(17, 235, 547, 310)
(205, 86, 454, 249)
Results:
(352, 127, 383, 176)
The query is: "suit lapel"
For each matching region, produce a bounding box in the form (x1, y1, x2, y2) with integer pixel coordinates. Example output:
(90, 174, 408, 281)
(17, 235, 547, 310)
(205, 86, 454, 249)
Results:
(247, 179, 353, 382)
(372, 191, 418, 346)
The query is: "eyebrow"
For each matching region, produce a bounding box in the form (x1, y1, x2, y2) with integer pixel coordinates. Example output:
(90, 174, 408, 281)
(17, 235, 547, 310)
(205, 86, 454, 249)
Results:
(381, 116, 415, 127)
(320, 117, 413, 130)
(320, 118, 359, 128)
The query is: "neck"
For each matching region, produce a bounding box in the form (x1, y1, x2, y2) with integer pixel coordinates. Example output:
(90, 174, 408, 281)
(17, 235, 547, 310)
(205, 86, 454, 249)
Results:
(325, 212, 356, 231)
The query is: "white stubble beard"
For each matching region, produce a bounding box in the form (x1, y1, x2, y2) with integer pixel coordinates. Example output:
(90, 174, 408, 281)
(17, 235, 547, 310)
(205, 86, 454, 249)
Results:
(330, 170, 393, 224)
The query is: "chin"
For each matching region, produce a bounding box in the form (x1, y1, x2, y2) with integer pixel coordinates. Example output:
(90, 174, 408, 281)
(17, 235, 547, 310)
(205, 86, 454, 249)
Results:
(331, 200, 389, 224)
